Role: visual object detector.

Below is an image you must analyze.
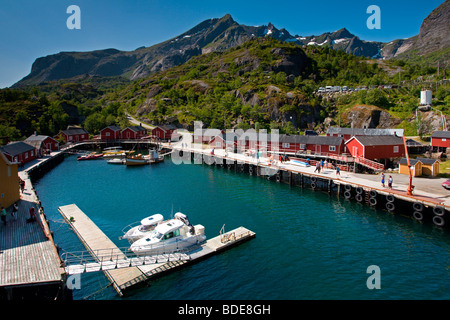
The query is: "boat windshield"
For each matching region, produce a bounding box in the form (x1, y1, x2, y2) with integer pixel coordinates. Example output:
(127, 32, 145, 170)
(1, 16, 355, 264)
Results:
(151, 230, 163, 240)
(139, 224, 153, 231)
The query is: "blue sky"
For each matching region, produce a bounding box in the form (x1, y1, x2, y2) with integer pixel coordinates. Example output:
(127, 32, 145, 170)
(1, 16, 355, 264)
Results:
(0, 0, 445, 88)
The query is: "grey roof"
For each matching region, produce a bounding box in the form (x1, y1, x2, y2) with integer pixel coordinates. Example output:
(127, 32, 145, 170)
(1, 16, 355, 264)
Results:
(101, 125, 121, 131)
(399, 157, 438, 165)
(416, 157, 439, 165)
(406, 139, 424, 146)
(347, 135, 403, 146)
(0, 141, 36, 157)
(157, 124, 177, 131)
(280, 135, 344, 146)
(398, 158, 421, 165)
(431, 131, 450, 138)
(326, 127, 404, 137)
(124, 126, 147, 132)
(24, 135, 57, 149)
(61, 128, 88, 135)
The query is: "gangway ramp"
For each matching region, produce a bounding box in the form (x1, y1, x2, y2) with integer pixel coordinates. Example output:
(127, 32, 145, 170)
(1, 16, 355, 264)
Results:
(62, 248, 191, 275)
(58, 204, 148, 296)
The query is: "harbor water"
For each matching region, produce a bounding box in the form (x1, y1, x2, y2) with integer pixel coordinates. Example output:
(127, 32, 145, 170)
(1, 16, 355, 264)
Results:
(34, 155, 450, 300)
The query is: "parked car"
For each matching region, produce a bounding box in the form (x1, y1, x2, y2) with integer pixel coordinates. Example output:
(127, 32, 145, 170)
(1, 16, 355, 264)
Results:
(442, 179, 450, 190)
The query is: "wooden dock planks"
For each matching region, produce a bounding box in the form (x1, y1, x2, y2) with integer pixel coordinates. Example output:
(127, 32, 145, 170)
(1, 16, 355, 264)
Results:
(58, 204, 146, 296)
(0, 174, 62, 288)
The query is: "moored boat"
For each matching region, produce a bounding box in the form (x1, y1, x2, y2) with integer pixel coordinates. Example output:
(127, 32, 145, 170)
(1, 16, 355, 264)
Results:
(125, 154, 148, 166)
(120, 213, 164, 242)
(106, 158, 125, 164)
(77, 153, 104, 161)
(129, 212, 206, 255)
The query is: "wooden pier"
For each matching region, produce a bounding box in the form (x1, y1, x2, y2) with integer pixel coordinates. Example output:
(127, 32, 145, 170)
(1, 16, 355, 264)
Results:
(170, 145, 450, 229)
(58, 204, 255, 296)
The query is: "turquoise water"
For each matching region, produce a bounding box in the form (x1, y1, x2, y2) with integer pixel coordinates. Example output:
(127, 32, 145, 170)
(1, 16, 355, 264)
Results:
(34, 155, 450, 300)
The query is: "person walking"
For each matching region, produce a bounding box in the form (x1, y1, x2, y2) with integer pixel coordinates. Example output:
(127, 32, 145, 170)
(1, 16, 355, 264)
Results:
(1, 206, 7, 226)
(388, 175, 393, 189)
(336, 165, 340, 176)
(381, 173, 385, 187)
(11, 203, 18, 221)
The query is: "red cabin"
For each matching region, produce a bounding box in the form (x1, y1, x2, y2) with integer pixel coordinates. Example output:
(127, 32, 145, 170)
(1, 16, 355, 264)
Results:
(57, 127, 89, 143)
(345, 135, 405, 160)
(431, 131, 450, 151)
(0, 141, 38, 165)
(24, 134, 59, 156)
(192, 129, 224, 144)
(121, 126, 148, 140)
(278, 135, 345, 155)
(152, 125, 177, 141)
(100, 125, 121, 141)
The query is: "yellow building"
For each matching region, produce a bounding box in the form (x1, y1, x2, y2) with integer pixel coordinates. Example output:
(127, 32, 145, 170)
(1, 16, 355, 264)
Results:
(0, 151, 20, 208)
(399, 157, 439, 177)
(418, 158, 439, 177)
(399, 158, 422, 177)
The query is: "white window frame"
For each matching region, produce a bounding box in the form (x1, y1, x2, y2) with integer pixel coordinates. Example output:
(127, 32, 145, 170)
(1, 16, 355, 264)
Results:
(393, 146, 399, 153)
(282, 143, 290, 148)
(329, 145, 336, 152)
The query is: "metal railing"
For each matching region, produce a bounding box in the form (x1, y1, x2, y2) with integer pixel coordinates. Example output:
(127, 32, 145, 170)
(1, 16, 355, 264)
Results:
(61, 245, 192, 275)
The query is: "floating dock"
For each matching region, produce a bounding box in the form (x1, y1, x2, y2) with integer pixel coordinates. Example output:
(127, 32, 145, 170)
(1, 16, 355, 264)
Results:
(58, 204, 255, 296)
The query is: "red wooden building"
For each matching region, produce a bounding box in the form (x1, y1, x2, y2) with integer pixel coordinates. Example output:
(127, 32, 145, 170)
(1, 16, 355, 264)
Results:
(431, 131, 450, 151)
(57, 127, 89, 143)
(121, 126, 148, 140)
(0, 141, 38, 165)
(100, 125, 121, 140)
(24, 134, 59, 156)
(345, 135, 405, 160)
(152, 125, 177, 141)
(278, 135, 345, 155)
(192, 129, 224, 144)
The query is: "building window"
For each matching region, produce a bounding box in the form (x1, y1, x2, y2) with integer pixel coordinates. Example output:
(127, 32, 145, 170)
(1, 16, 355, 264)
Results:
(329, 145, 336, 152)
(105, 132, 110, 137)
(300, 144, 306, 150)
(393, 146, 399, 153)
(25, 152, 28, 159)
(282, 143, 290, 148)
(216, 142, 222, 148)
(7, 166, 11, 177)
(443, 138, 447, 142)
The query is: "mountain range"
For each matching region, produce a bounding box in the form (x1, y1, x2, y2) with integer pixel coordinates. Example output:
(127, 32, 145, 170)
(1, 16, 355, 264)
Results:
(13, 0, 449, 88)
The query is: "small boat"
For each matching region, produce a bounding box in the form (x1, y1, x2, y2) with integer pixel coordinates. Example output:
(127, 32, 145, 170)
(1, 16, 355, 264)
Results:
(288, 159, 310, 167)
(106, 158, 125, 165)
(77, 153, 104, 161)
(103, 147, 129, 158)
(120, 214, 164, 243)
(129, 212, 206, 255)
(125, 154, 148, 166)
(147, 149, 164, 164)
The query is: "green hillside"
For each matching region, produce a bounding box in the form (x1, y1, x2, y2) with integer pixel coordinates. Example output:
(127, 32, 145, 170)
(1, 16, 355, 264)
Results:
(0, 37, 448, 141)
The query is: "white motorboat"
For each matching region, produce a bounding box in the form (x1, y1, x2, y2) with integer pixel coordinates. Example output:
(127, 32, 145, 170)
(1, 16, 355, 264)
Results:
(120, 214, 164, 242)
(129, 212, 206, 255)
(107, 158, 125, 164)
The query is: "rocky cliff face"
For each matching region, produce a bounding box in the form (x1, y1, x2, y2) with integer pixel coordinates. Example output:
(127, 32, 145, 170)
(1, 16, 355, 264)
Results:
(380, 0, 449, 60)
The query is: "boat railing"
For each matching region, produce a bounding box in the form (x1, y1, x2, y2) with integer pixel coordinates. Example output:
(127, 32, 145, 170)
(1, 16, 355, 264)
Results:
(119, 221, 141, 239)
